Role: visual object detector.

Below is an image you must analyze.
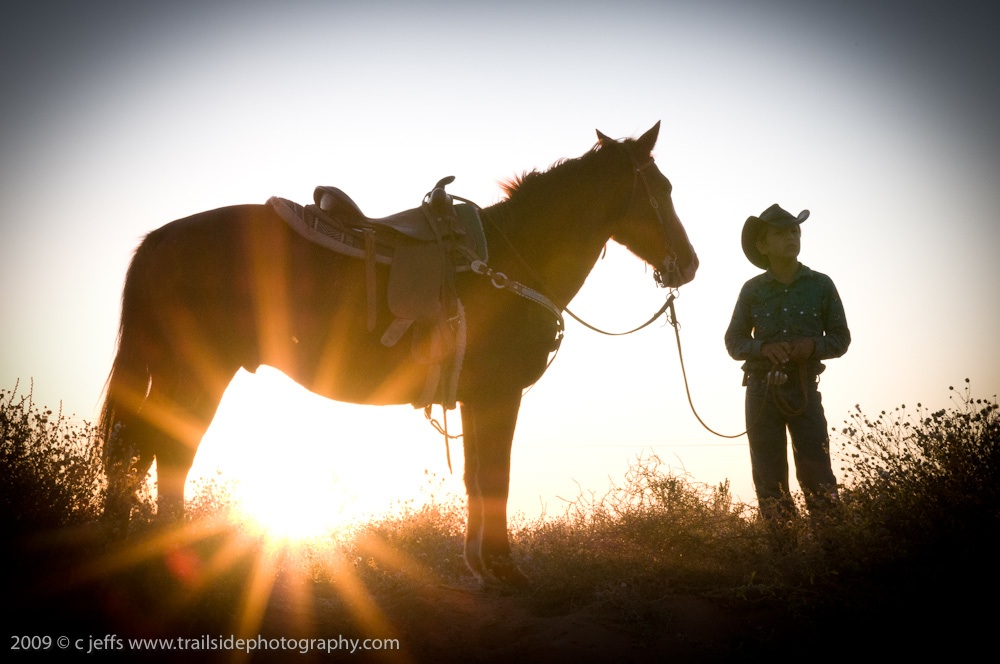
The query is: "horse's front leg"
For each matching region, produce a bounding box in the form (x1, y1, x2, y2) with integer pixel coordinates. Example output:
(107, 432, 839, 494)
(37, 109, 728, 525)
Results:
(460, 404, 485, 579)
(460, 393, 527, 587)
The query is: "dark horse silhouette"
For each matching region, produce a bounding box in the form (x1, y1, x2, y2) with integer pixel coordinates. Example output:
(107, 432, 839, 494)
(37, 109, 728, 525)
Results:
(100, 122, 698, 586)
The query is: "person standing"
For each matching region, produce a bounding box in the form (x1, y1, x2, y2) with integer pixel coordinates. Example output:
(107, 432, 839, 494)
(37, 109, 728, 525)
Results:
(725, 204, 851, 521)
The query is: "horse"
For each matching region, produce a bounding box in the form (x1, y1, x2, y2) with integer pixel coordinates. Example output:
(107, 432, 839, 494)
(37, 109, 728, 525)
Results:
(100, 122, 698, 586)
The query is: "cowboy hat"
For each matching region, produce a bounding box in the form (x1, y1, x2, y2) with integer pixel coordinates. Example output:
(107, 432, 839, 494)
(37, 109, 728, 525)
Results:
(741, 203, 809, 269)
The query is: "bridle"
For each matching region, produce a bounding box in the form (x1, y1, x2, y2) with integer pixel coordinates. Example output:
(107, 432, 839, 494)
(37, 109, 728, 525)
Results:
(627, 152, 680, 290)
(465, 151, 685, 339)
(553, 150, 684, 337)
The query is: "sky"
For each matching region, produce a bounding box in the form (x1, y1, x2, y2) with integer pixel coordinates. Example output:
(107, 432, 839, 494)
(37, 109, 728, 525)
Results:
(2, 0, 998, 524)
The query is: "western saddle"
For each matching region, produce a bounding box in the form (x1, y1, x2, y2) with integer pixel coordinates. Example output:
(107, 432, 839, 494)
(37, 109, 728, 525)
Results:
(268, 177, 488, 410)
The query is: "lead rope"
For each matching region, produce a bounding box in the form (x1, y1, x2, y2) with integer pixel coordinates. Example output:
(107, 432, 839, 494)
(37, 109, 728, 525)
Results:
(666, 295, 747, 438)
(666, 296, 809, 438)
(668, 294, 764, 439)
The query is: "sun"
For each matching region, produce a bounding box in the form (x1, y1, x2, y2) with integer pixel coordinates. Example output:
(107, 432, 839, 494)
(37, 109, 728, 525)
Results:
(185, 367, 462, 544)
(224, 450, 370, 542)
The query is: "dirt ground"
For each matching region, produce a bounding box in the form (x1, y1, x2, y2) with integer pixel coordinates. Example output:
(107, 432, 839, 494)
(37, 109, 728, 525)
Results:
(10, 559, 816, 663)
(258, 573, 792, 663)
(258, 568, 994, 663)
(11, 534, 990, 663)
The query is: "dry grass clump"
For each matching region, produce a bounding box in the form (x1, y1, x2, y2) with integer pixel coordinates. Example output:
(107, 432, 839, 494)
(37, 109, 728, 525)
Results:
(512, 455, 756, 610)
(3, 378, 997, 639)
(342, 480, 470, 590)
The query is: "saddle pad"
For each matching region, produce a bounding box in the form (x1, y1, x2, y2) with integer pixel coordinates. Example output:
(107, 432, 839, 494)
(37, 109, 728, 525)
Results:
(268, 196, 391, 264)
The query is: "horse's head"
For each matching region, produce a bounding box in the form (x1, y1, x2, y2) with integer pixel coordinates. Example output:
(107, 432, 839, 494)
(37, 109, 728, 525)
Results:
(599, 122, 699, 289)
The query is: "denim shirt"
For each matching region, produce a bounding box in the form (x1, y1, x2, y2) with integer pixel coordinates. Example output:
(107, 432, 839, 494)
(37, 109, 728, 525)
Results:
(725, 264, 850, 376)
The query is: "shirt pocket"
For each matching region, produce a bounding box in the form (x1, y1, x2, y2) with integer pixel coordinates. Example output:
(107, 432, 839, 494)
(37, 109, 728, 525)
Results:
(749, 300, 779, 339)
(792, 301, 824, 336)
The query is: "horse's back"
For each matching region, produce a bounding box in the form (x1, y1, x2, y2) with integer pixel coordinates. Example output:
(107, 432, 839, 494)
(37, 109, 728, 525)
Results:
(143, 203, 271, 258)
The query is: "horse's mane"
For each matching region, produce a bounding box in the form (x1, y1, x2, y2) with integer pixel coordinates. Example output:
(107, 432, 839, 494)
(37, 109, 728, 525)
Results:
(499, 155, 574, 199)
(499, 139, 636, 201)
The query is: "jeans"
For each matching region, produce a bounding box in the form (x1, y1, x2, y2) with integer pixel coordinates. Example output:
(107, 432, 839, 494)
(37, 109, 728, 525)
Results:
(745, 373, 838, 520)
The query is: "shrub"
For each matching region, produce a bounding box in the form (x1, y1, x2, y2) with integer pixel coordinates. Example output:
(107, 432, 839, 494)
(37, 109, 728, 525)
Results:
(837, 380, 999, 547)
(0, 381, 106, 534)
(841, 381, 1000, 525)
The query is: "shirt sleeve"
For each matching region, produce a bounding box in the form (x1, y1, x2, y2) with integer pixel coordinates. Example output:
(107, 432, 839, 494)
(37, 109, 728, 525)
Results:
(813, 277, 851, 360)
(725, 280, 761, 361)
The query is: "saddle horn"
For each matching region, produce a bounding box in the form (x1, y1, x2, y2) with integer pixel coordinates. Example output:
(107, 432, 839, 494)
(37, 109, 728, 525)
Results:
(428, 175, 456, 217)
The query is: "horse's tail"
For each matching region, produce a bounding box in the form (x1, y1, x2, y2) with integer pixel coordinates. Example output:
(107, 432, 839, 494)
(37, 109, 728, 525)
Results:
(99, 231, 164, 468)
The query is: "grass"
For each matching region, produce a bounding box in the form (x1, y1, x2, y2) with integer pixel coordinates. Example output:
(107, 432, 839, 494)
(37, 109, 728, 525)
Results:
(3, 379, 998, 658)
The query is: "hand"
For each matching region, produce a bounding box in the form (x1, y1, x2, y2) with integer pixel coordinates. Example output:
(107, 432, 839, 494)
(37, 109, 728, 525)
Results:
(788, 337, 815, 361)
(761, 341, 791, 365)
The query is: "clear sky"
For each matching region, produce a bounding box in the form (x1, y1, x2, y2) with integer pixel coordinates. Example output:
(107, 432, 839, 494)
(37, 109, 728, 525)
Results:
(2, 1, 998, 525)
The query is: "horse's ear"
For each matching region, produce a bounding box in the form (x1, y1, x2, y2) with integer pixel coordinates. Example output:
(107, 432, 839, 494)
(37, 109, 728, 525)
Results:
(635, 121, 661, 156)
(596, 129, 614, 147)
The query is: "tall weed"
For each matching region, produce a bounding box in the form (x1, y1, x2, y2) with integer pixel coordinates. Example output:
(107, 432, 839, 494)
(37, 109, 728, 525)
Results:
(836, 380, 999, 553)
(1, 381, 105, 533)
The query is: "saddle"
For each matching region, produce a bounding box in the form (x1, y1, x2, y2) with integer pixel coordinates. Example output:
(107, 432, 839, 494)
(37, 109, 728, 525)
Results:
(268, 177, 488, 409)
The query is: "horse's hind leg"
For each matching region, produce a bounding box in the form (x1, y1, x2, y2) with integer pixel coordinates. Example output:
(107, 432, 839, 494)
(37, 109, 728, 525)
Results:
(103, 376, 209, 531)
(144, 368, 229, 523)
(460, 393, 527, 587)
(104, 415, 156, 536)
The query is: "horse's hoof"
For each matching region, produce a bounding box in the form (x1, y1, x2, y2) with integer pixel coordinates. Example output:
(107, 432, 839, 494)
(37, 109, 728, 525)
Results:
(485, 556, 530, 588)
(464, 550, 486, 576)
(101, 516, 130, 543)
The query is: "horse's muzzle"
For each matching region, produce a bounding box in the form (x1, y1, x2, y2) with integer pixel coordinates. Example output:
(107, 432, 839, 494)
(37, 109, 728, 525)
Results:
(658, 251, 698, 288)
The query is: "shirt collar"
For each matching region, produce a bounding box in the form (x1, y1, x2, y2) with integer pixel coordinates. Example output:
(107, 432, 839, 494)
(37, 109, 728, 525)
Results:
(763, 263, 813, 283)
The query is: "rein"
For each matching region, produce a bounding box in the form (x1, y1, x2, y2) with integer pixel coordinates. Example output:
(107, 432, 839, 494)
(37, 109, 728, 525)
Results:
(665, 295, 748, 439)
(566, 298, 673, 336)
(665, 295, 811, 439)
